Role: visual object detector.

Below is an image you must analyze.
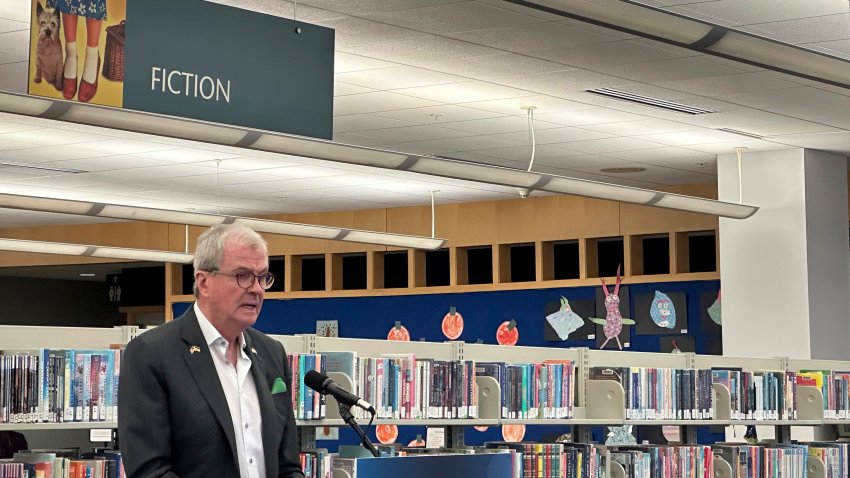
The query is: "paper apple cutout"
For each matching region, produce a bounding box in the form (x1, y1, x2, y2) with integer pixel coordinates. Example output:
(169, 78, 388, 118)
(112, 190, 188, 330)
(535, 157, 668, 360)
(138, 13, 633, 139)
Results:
(442, 307, 464, 340)
(387, 322, 410, 341)
(473, 426, 489, 432)
(376, 424, 398, 444)
(502, 424, 526, 442)
(496, 319, 519, 346)
(407, 434, 426, 447)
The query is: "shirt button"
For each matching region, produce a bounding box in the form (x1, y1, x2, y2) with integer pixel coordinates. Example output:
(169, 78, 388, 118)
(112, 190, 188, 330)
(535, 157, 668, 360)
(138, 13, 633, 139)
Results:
(249, 458, 254, 464)
(244, 423, 249, 429)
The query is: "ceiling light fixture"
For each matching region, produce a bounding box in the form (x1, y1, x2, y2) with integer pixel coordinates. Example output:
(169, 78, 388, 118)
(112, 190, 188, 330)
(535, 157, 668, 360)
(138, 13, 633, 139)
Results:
(0, 237, 194, 263)
(586, 88, 713, 115)
(0, 161, 86, 174)
(0, 91, 758, 219)
(506, 0, 850, 90)
(600, 167, 647, 174)
(0, 192, 447, 250)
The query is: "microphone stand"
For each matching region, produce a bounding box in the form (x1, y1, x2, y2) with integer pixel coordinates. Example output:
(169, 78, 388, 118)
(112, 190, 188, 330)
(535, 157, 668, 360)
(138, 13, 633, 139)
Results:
(338, 403, 380, 458)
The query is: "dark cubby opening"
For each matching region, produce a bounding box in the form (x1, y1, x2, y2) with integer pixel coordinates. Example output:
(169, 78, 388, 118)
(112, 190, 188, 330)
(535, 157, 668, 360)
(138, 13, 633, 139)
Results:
(509, 244, 536, 282)
(597, 237, 624, 277)
(467, 246, 493, 285)
(383, 252, 408, 289)
(689, 232, 716, 272)
(181, 263, 194, 295)
(121, 266, 165, 306)
(553, 241, 580, 280)
(267, 256, 285, 292)
(301, 256, 326, 291)
(425, 249, 450, 287)
(342, 254, 367, 290)
(642, 236, 670, 275)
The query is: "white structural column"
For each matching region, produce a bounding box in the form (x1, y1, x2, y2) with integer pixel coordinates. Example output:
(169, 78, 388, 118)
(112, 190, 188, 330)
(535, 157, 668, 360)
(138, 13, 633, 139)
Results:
(718, 148, 850, 360)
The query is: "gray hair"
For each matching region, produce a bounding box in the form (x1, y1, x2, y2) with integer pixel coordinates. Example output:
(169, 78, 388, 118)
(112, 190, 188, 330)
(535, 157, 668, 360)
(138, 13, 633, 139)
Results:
(193, 224, 268, 297)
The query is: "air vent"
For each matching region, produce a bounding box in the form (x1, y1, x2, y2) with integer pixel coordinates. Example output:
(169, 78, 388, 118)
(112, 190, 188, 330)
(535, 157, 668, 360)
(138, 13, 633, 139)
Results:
(586, 88, 714, 115)
(717, 128, 763, 139)
(0, 161, 85, 174)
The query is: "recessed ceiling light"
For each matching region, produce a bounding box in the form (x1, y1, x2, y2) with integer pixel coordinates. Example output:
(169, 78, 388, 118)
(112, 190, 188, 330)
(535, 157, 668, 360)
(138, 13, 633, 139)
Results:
(79, 273, 96, 277)
(586, 88, 714, 115)
(600, 167, 647, 174)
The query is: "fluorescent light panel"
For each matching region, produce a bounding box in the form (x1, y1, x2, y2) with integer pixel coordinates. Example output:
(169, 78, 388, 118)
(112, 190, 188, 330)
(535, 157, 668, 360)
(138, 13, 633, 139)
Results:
(0, 237, 194, 263)
(586, 88, 714, 115)
(0, 192, 447, 250)
(0, 91, 758, 219)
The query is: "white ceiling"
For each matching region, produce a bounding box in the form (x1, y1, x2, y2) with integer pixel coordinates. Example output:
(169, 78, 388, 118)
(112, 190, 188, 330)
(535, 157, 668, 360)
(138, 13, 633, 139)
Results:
(0, 0, 847, 229)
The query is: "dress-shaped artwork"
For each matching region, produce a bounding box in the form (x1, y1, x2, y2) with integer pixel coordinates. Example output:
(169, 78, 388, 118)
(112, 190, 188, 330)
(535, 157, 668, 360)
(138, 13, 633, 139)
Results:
(649, 290, 676, 329)
(545, 296, 585, 340)
(589, 265, 634, 350)
(708, 291, 722, 325)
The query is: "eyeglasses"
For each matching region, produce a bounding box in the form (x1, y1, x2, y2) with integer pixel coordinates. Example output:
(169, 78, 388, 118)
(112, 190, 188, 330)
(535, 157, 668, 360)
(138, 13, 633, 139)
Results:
(208, 270, 276, 290)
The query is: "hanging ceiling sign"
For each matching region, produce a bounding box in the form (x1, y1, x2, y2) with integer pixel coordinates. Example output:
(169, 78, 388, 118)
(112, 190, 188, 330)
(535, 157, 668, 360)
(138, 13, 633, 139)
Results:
(27, 0, 334, 139)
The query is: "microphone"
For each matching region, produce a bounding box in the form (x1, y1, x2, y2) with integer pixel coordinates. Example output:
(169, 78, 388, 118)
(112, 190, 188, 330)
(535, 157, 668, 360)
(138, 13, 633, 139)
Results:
(304, 370, 376, 415)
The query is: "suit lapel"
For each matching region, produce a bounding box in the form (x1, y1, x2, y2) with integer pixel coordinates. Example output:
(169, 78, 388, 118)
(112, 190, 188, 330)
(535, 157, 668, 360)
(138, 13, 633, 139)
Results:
(178, 309, 239, 468)
(244, 331, 283, 478)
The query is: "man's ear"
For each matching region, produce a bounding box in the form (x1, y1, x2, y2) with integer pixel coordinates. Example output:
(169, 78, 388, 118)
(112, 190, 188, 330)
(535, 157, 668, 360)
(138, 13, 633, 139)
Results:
(195, 271, 210, 296)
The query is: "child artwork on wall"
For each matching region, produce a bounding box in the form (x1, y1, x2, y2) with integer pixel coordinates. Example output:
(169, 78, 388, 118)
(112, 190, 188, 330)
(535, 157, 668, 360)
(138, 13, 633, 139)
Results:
(441, 307, 464, 340)
(315, 320, 338, 337)
(635, 291, 687, 335)
(605, 425, 637, 445)
(589, 265, 634, 350)
(387, 321, 410, 341)
(649, 290, 676, 329)
(708, 290, 722, 325)
(496, 319, 519, 346)
(544, 296, 586, 341)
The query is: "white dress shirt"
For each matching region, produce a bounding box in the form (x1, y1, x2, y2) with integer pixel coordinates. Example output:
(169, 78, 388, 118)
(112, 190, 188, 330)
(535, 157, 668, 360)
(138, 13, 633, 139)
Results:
(195, 303, 266, 478)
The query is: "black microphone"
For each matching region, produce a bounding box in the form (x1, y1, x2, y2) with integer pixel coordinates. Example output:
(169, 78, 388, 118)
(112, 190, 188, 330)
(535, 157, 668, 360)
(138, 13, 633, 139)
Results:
(304, 370, 376, 415)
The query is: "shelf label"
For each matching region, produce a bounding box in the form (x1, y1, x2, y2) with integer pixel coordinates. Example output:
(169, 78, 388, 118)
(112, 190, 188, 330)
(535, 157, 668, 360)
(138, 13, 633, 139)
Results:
(426, 427, 445, 449)
(89, 429, 113, 442)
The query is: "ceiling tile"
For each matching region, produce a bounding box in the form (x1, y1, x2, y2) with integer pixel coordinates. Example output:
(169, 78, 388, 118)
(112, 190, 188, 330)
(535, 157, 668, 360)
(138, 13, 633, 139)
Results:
(0, 0, 29, 23)
(299, 0, 460, 16)
(633, 129, 746, 146)
(391, 81, 533, 103)
(534, 108, 650, 126)
(556, 137, 668, 154)
(335, 65, 465, 90)
(603, 56, 752, 83)
(315, 16, 427, 48)
(500, 125, 616, 144)
(364, 2, 543, 35)
(333, 114, 420, 133)
(333, 52, 398, 74)
(435, 116, 562, 135)
(447, 21, 621, 52)
(388, 134, 527, 155)
(666, 0, 847, 25)
(458, 95, 593, 116)
(581, 119, 702, 136)
(339, 35, 502, 64)
(333, 91, 441, 115)
(530, 39, 695, 70)
(657, 72, 801, 95)
(346, 124, 472, 143)
(373, 104, 503, 124)
(335, 82, 375, 96)
(430, 53, 572, 82)
(739, 14, 850, 44)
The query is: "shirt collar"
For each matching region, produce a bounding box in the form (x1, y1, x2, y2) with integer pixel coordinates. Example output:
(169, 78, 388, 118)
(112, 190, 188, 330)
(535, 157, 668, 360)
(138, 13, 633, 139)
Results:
(194, 302, 249, 359)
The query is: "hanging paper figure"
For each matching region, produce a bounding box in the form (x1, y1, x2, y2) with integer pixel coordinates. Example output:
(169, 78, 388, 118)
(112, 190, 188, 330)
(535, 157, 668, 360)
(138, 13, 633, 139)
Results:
(545, 296, 585, 340)
(670, 339, 682, 354)
(650, 290, 676, 329)
(708, 290, 722, 325)
(589, 265, 634, 350)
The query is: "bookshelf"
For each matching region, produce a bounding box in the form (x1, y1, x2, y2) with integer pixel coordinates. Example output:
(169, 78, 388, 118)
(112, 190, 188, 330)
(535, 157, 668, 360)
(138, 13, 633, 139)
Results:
(2, 326, 849, 478)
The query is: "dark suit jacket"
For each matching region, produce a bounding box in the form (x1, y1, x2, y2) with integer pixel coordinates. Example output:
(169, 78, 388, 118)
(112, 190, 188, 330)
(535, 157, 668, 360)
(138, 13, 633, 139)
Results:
(118, 307, 304, 478)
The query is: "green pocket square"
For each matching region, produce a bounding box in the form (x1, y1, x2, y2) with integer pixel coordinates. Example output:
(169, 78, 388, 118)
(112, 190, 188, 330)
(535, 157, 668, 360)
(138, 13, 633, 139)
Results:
(271, 377, 287, 394)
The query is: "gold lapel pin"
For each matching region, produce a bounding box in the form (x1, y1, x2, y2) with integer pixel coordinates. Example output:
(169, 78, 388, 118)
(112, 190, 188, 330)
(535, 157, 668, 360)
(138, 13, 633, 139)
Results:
(189, 345, 201, 354)
(250, 347, 258, 355)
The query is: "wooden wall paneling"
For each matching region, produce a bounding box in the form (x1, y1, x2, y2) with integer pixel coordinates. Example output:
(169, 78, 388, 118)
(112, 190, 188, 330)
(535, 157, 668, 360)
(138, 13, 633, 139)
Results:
(386, 206, 434, 238)
(538, 241, 552, 281)
(331, 253, 343, 291)
(411, 250, 425, 288)
(453, 247, 467, 286)
(325, 253, 334, 291)
(287, 254, 302, 292)
(673, 232, 688, 274)
(583, 238, 596, 279)
(496, 244, 509, 284)
(625, 235, 640, 276)
(369, 251, 381, 290)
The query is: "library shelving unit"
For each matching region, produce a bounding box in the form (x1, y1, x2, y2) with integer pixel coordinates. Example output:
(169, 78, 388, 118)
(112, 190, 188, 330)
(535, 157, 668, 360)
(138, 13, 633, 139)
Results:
(0, 325, 847, 478)
(0, 325, 139, 450)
